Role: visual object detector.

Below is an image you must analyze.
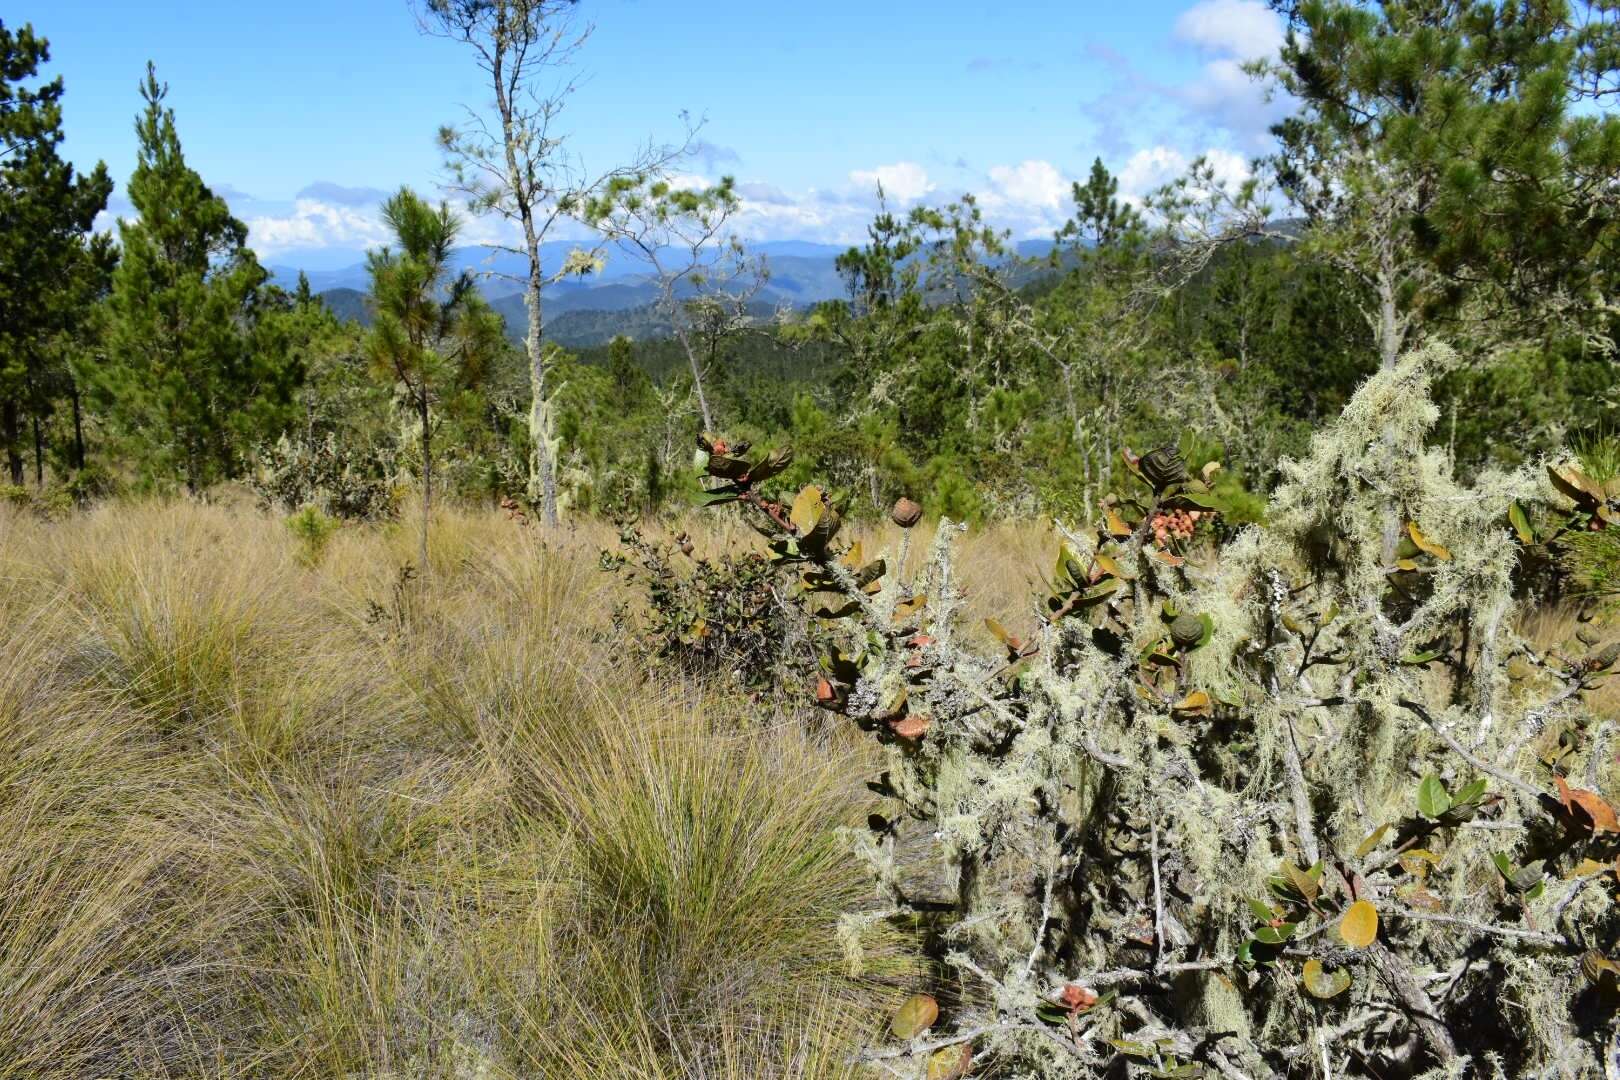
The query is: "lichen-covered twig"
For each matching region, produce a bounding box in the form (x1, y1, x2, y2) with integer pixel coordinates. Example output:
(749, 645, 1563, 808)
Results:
(694, 346, 1620, 1077)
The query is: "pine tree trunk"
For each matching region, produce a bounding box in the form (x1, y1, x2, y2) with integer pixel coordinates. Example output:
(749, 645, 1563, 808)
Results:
(71, 382, 85, 471)
(186, 437, 201, 495)
(31, 414, 43, 488)
(2, 398, 22, 486)
(523, 236, 559, 527)
(418, 389, 432, 577)
(1377, 264, 1402, 373)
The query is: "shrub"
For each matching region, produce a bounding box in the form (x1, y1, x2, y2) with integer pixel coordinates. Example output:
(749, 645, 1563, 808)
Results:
(251, 431, 395, 521)
(62, 464, 115, 505)
(0, 482, 79, 519)
(694, 345, 1620, 1077)
(602, 518, 812, 698)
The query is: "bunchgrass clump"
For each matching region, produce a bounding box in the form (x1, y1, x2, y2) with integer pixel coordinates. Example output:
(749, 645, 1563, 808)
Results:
(0, 497, 902, 1079)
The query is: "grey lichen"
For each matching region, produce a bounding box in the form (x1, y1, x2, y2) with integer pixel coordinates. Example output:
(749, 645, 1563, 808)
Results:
(704, 343, 1620, 1078)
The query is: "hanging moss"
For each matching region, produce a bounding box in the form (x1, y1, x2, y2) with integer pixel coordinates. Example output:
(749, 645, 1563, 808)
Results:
(699, 343, 1620, 1077)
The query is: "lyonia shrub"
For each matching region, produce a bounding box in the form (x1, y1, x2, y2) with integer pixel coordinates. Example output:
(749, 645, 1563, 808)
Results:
(252, 430, 396, 521)
(696, 344, 1620, 1078)
(601, 519, 814, 697)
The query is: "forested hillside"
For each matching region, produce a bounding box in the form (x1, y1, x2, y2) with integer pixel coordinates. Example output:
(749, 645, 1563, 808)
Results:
(4, 6, 1616, 527)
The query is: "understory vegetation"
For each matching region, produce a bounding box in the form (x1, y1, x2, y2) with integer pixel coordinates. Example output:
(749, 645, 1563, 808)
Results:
(6, 1, 1620, 1075)
(0, 501, 933, 1078)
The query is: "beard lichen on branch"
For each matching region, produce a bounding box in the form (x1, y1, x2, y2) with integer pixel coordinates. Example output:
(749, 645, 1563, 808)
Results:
(693, 343, 1620, 1079)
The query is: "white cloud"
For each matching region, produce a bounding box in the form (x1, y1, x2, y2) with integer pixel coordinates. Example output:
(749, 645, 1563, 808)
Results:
(232, 147, 1248, 260)
(689, 140, 741, 171)
(733, 159, 1077, 244)
(1176, 57, 1294, 150)
(456, 210, 534, 248)
(1173, 0, 1283, 61)
(246, 198, 394, 256)
(735, 181, 794, 206)
(848, 162, 934, 203)
(731, 188, 870, 245)
(1201, 147, 1252, 189)
(965, 159, 1074, 236)
(1118, 145, 1252, 201)
(986, 159, 1068, 213)
(1119, 146, 1191, 197)
(1181, 56, 1263, 108)
(1169, 0, 1293, 150)
(665, 172, 713, 192)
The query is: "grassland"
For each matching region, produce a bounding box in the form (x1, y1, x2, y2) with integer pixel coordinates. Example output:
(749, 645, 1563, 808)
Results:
(5, 500, 1614, 1078)
(0, 500, 959, 1078)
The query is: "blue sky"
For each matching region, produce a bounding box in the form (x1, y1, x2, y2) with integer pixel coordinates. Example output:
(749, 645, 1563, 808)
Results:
(16, 0, 1293, 266)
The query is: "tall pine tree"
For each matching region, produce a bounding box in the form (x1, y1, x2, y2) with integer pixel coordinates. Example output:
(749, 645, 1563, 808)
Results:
(99, 63, 297, 491)
(0, 20, 113, 486)
(1266, 0, 1620, 546)
(1268, 0, 1620, 367)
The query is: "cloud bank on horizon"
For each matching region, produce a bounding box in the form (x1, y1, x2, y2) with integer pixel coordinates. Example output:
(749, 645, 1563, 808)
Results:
(68, 0, 1294, 268)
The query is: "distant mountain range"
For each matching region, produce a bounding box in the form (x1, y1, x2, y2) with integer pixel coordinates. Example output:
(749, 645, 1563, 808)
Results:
(314, 287, 695, 348)
(284, 238, 1061, 347)
(270, 240, 856, 300)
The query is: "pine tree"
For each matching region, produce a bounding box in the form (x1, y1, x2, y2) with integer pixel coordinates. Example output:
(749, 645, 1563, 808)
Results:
(0, 20, 112, 486)
(98, 63, 294, 491)
(1268, 0, 1620, 368)
(605, 334, 650, 413)
(1266, 0, 1620, 561)
(363, 187, 504, 574)
(1058, 157, 1142, 252)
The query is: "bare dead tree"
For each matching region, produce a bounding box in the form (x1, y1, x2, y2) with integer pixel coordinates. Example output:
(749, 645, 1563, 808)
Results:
(417, 0, 691, 524)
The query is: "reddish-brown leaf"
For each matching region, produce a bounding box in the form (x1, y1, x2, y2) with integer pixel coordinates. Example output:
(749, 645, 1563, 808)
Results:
(1059, 984, 1099, 1013)
(891, 714, 932, 739)
(1556, 774, 1620, 833)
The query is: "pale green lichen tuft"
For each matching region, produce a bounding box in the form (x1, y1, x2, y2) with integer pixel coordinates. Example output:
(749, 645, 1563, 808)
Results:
(704, 342, 1620, 1077)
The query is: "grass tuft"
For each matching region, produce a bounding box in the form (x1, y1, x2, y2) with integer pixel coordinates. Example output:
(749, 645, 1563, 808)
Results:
(0, 499, 911, 1077)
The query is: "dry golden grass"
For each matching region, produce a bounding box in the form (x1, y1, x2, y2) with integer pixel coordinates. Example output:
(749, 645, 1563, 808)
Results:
(0, 500, 921, 1079)
(1519, 602, 1620, 718)
(6, 498, 1609, 1077)
(666, 510, 1062, 650)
